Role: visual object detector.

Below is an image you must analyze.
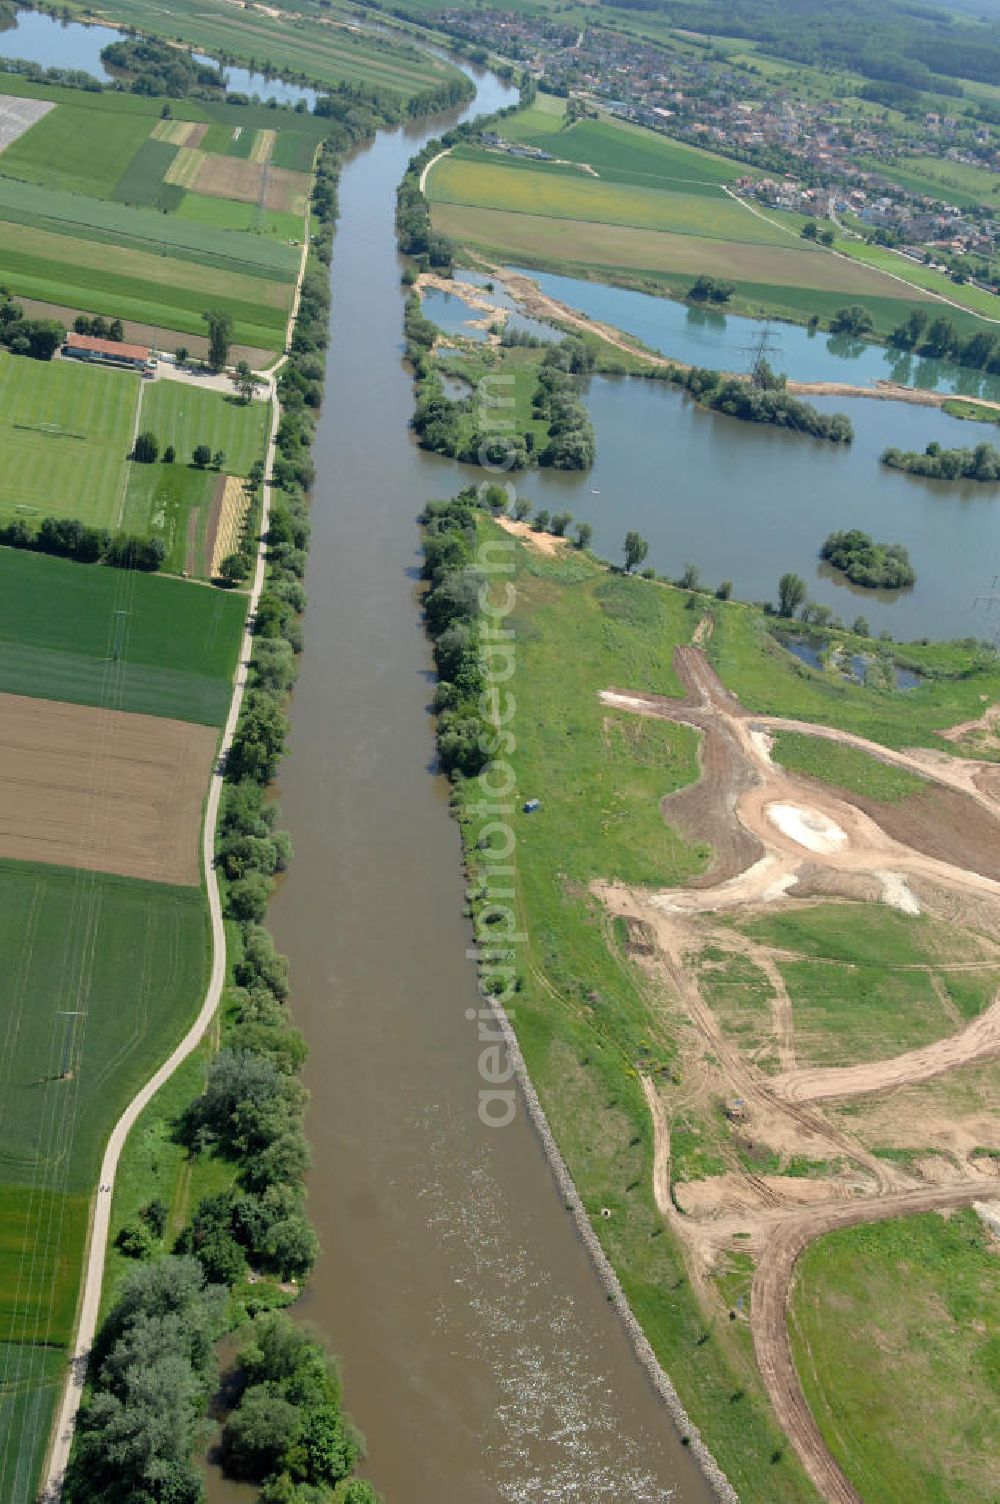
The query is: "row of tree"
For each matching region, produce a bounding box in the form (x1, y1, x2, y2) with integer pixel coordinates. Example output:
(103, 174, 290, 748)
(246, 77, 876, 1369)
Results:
(0, 515, 165, 570)
(888, 309, 1000, 374)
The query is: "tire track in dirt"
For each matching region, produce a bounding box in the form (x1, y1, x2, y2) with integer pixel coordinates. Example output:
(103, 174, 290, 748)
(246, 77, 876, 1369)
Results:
(600, 645, 1000, 1503)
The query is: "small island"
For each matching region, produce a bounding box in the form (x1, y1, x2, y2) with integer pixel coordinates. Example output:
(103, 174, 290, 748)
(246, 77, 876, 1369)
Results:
(682, 367, 853, 444)
(881, 440, 1000, 484)
(821, 529, 916, 589)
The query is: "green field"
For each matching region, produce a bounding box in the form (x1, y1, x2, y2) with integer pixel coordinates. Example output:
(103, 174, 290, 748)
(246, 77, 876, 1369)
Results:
(0, 859, 210, 1499)
(770, 730, 927, 802)
(0, 548, 245, 724)
(0, 1190, 89, 1345)
(859, 154, 1000, 211)
(791, 1210, 1000, 1504)
(0, 172, 299, 277)
(0, 351, 136, 530)
(0, 861, 209, 1194)
(175, 191, 301, 240)
(121, 461, 217, 577)
(736, 903, 994, 1064)
(0, 88, 303, 348)
(0, 219, 290, 351)
(140, 382, 270, 477)
(0, 102, 153, 198)
(432, 149, 791, 243)
(0, 1342, 66, 1504)
(835, 238, 1000, 320)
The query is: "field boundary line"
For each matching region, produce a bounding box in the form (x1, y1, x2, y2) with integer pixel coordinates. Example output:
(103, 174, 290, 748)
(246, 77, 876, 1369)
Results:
(117, 375, 145, 531)
(39, 215, 307, 1501)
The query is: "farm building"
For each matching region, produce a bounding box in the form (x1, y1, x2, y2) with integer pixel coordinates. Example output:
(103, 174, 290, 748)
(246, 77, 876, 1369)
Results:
(63, 331, 152, 372)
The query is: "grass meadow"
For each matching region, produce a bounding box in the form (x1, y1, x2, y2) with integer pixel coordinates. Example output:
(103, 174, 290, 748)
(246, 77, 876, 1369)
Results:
(737, 904, 995, 1063)
(0, 103, 153, 199)
(835, 238, 1000, 320)
(790, 1210, 1000, 1504)
(0, 351, 137, 530)
(769, 730, 926, 801)
(454, 525, 825, 1504)
(432, 149, 789, 242)
(122, 462, 218, 577)
(0, 861, 210, 1502)
(0, 548, 245, 724)
(0, 1342, 66, 1504)
(140, 382, 270, 476)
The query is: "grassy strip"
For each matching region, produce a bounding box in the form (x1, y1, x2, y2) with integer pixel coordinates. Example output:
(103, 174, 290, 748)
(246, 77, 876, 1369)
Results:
(769, 730, 926, 801)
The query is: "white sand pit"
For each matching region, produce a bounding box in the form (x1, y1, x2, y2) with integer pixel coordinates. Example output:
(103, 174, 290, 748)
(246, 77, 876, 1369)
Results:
(876, 870, 921, 915)
(767, 803, 848, 854)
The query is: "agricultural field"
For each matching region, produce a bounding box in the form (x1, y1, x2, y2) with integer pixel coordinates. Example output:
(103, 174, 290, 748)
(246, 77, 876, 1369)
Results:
(834, 237, 1000, 320)
(437, 514, 1000, 1504)
(88, 0, 464, 99)
(0, 536, 242, 1496)
(790, 1210, 1000, 1504)
(0, 84, 314, 352)
(427, 99, 966, 329)
(0, 860, 211, 1495)
(0, 350, 136, 531)
(0, 691, 218, 884)
(0, 547, 246, 723)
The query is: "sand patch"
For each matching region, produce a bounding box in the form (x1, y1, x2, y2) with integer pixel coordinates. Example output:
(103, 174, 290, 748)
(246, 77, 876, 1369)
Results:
(0, 692, 216, 885)
(496, 516, 570, 556)
(876, 869, 921, 915)
(768, 802, 847, 855)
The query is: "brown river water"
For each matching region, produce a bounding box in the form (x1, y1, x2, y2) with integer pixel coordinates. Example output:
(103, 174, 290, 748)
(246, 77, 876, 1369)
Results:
(204, 70, 716, 1504)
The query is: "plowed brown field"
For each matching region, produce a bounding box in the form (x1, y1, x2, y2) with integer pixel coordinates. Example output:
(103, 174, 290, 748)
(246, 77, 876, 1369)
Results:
(0, 692, 217, 885)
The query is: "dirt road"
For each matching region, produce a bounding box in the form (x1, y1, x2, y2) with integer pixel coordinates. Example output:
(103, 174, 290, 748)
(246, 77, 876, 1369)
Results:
(600, 644, 1000, 1502)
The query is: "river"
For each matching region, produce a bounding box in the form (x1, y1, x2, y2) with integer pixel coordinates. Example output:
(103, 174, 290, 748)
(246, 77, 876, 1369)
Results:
(256, 68, 715, 1504)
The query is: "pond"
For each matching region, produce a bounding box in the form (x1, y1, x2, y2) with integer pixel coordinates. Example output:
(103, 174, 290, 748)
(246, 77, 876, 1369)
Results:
(511, 266, 1000, 403)
(783, 637, 924, 689)
(0, 7, 318, 107)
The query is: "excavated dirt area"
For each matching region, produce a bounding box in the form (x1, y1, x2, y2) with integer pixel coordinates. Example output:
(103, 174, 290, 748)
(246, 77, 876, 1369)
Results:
(597, 643, 1000, 1504)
